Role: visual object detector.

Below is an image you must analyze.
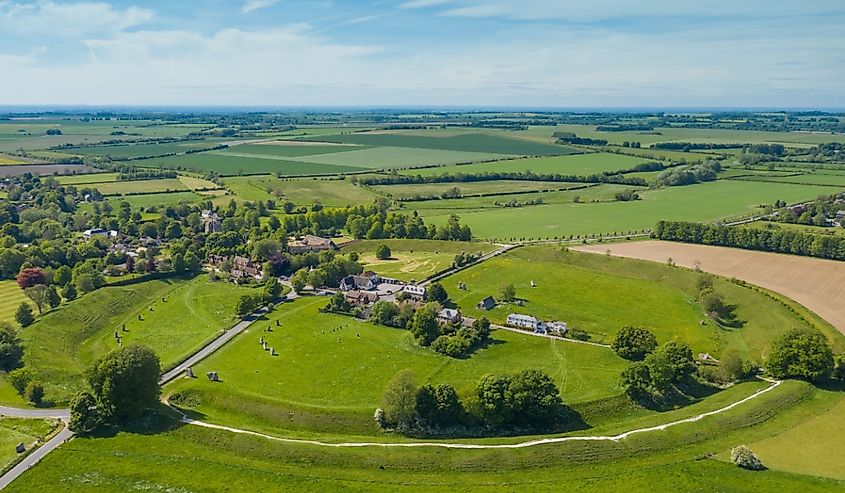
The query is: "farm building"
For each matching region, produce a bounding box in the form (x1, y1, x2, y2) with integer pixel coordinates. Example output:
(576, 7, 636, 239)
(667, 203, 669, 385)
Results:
(477, 296, 495, 310)
(403, 284, 426, 301)
(506, 313, 546, 332)
(289, 234, 338, 254)
(82, 228, 109, 239)
(339, 273, 377, 291)
(344, 290, 379, 306)
(547, 321, 568, 335)
(437, 308, 462, 325)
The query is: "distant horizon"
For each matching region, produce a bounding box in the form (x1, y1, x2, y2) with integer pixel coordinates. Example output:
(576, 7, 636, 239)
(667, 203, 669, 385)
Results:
(1, 1, 843, 108)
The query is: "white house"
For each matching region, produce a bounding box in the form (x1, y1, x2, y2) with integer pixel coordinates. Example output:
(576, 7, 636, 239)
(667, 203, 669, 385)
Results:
(506, 313, 546, 332)
(547, 321, 568, 335)
(403, 284, 426, 301)
(437, 308, 462, 325)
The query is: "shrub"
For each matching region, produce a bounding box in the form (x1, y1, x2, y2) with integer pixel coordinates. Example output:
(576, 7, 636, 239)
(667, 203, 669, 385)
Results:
(14, 303, 34, 328)
(7, 367, 32, 394)
(612, 326, 658, 360)
(375, 243, 391, 260)
(0, 324, 23, 371)
(25, 381, 45, 405)
(731, 445, 766, 470)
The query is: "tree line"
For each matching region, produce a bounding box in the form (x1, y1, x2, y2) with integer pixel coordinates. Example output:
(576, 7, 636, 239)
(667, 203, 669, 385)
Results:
(653, 220, 845, 261)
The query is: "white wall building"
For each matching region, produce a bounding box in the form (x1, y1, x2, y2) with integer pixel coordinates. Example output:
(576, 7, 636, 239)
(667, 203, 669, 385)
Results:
(506, 313, 546, 331)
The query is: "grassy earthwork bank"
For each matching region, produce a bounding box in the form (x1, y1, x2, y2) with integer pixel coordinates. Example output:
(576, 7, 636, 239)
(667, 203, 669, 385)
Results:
(446, 246, 830, 359)
(21, 275, 253, 403)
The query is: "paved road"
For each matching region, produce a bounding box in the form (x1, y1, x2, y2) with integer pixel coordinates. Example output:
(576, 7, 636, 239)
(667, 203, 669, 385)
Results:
(0, 406, 69, 420)
(0, 407, 71, 491)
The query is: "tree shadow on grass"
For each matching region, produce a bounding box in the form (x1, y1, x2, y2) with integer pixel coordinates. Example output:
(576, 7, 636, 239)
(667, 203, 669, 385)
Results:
(628, 381, 720, 412)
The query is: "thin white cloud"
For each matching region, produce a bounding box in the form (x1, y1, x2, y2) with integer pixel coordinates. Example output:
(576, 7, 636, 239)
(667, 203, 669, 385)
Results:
(241, 0, 279, 14)
(399, 0, 453, 9)
(0, 1, 153, 36)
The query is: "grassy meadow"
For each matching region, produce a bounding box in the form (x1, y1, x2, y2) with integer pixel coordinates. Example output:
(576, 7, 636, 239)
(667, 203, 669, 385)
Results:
(0, 418, 60, 472)
(447, 246, 816, 358)
(22, 275, 250, 403)
(342, 239, 497, 281)
(223, 175, 378, 206)
(402, 152, 651, 177)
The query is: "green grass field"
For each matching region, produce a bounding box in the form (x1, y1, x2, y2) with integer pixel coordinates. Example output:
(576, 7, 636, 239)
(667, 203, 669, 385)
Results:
(106, 191, 206, 209)
(420, 180, 843, 239)
(66, 141, 224, 159)
(283, 146, 512, 169)
(166, 295, 627, 436)
(22, 275, 250, 403)
(93, 179, 188, 196)
(304, 131, 576, 155)
(53, 173, 120, 185)
(10, 381, 845, 491)
(401, 152, 651, 177)
(342, 239, 497, 281)
(0, 418, 59, 472)
(373, 180, 576, 199)
(222, 142, 367, 158)
(0, 280, 34, 326)
(133, 152, 365, 176)
(222, 175, 378, 206)
(446, 246, 820, 357)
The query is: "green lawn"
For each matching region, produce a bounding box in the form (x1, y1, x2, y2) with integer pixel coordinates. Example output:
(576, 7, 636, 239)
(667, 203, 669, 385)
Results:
(419, 180, 843, 240)
(342, 239, 497, 282)
(223, 175, 378, 206)
(22, 275, 250, 403)
(446, 246, 815, 358)
(401, 152, 651, 177)
(0, 418, 59, 472)
(105, 191, 205, 209)
(167, 296, 627, 436)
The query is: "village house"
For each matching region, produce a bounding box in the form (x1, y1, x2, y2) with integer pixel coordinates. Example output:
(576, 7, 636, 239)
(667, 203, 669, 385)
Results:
(202, 209, 222, 233)
(547, 321, 568, 335)
(288, 234, 338, 254)
(339, 273, 377, 291)
(344, 290, 379, 306)
(402, 284, 426, 301)
(476, 296, 495, 310)
(506, 313, 546, 332)
(231, 255, 261, 279)
(437, 308, 462, 325)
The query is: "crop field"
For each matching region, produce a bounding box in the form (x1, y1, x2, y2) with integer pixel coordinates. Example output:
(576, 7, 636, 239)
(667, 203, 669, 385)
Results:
(176, 175, 220, 190)
(53, 173, 120, 185)
(218, 141, 366, 157)
(740, 172, 845, 187)
(543, 124, 845, 147)
(0, 280, 34, 326)
(0, 155, 24, 165)
(93, 179, 188, 196)
(66, 141, 224, 159)
(575, 240, 845, 343)
(21, 275, 250, 403)
(0, 418, 59, 471)
(342, 239, 497, 281)
(107, 191, 206, 209)
(133, 152, 365, 176)
(420, 180, 842, 239)
(222, 175, 378, 206)
(402, 152, 651, 177)
(374, 180, 575, 199)
(166, 296, 627, 436)
(282, 146, 512, 169)
(303, 131, 577, 155)
(447, 246, 816, 357)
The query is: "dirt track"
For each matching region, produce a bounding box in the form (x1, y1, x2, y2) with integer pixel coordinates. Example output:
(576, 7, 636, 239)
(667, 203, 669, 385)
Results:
(574, 240, 845, 335)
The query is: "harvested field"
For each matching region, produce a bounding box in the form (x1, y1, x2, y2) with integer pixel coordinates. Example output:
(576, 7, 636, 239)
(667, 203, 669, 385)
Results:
(575, 240, 845, 336)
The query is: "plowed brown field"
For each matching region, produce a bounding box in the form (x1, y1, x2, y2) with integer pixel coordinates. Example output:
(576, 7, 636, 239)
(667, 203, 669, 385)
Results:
(575, 240, 845, 335)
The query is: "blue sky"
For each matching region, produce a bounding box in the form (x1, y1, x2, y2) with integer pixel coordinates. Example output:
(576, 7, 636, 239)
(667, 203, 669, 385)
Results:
(1, 0, 844, 107)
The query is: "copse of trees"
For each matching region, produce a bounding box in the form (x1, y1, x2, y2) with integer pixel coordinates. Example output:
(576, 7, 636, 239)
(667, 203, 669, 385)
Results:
(431, 317, 491, 358)
(654, 220, 845, 261)
(654, 161, 721, 187)
(767, 328, 834, 382)
(620, 341, 696, 398)
(357, 169, 648, 188)
(378, 368, 565, 436)
(84, 344, 161, 424)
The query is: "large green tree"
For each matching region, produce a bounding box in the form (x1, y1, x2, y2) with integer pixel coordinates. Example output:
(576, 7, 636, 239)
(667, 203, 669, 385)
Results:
(0, 324, 23, 371)
(410, 303, 441, 346)
(87, 345, 161, 421)
(767, 328, 834, 382)
(381, 369, 417, 430)
(611, 326, 658, 361)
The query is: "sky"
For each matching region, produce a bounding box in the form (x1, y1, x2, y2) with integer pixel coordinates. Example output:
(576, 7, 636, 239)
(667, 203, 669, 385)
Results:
(1, 0, 844, 108)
